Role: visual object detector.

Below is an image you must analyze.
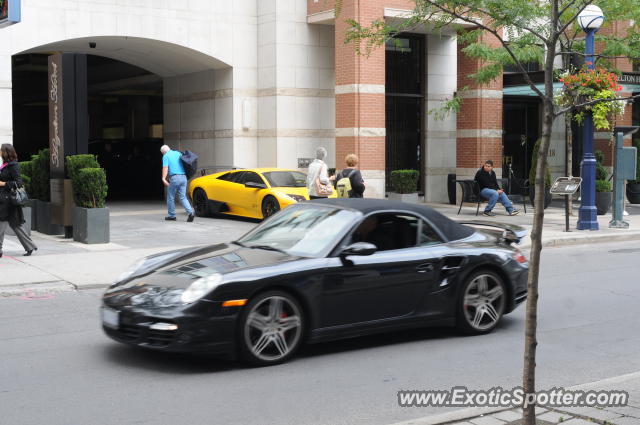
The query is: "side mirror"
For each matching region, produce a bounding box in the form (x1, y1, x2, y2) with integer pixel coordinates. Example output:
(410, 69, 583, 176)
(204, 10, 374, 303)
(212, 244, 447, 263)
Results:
(245, 182, 267, 189)
(340, 242, 377, 257)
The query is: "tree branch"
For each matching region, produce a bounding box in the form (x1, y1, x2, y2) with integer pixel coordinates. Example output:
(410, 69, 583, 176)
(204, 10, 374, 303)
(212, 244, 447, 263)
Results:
(420, 0, 548, 99)
(554, 93, 640, 118)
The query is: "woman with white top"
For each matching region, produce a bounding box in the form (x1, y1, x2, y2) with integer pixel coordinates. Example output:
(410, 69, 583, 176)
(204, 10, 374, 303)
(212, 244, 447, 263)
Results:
(306, 147, 332, 199)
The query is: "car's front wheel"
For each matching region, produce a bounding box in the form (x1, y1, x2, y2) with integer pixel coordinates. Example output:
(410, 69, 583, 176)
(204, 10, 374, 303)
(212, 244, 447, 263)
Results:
(456, 270, 507, 335)
(239, 291, 304, 366)
(261, 195, 280, 219)
(193, 188, 209, 217)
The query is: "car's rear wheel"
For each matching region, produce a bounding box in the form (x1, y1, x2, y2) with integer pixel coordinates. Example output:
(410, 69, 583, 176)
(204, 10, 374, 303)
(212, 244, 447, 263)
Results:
(239, 291, 304, 366)
(193, 188, 209, 217)
(261, 195, 280, 219)
(456, 270, 507, 335)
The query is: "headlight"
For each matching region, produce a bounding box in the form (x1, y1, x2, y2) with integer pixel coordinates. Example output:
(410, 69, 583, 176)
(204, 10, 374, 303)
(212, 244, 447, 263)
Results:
(286, 194, 307, 202)
(181, 273, 223, 304)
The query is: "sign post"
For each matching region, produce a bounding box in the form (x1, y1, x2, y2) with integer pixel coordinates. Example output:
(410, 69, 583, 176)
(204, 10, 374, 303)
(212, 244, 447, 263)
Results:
(550, 177, 582, 232)
(610, 126, 639, 228)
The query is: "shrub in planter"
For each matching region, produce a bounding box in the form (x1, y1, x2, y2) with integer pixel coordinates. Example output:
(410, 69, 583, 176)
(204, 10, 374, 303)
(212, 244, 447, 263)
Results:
(19, 159, 33, 194)
(73, 167, 109, 244)
(75, 168, 108, 208)
(595, 179, 612, 215)
(30, 149, 51, 202)
(388, 170, 419, 203)
(390, 170, 419, 194)
(66, 154, 101, 205)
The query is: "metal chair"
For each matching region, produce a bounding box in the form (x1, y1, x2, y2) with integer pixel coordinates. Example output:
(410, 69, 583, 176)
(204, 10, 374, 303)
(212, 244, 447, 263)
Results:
(456, 180, 485, 215)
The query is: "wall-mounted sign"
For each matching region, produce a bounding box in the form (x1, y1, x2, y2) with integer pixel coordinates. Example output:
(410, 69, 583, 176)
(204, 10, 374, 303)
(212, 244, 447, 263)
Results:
(619, 73, 640, 85)
(0, 0, 21, 28)
(48, 54, 65, 179)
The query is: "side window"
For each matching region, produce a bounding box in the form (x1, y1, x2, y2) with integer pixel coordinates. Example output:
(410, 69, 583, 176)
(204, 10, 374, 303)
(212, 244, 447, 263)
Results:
(230, 171, 246, 183)
(418, 219, 444, 246)
(217, 172, 233, 181)
(242, 172, 265, 185)
(351, 213, 419, 251)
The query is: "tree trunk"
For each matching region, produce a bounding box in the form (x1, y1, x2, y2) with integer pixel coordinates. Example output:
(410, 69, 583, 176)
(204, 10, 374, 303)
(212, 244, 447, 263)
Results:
(522, 10, 558, 423)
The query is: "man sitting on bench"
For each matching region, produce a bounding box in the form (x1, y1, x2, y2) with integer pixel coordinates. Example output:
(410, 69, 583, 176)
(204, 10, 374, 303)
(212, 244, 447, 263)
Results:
(474, 160, 519, 217)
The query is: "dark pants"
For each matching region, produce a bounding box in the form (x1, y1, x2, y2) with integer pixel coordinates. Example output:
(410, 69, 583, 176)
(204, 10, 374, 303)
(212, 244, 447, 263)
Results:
(0, 220, 37, 253)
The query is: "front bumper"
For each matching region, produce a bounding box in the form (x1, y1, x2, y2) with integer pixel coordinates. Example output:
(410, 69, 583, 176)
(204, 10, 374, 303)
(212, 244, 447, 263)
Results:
(100, 303, 238, 357)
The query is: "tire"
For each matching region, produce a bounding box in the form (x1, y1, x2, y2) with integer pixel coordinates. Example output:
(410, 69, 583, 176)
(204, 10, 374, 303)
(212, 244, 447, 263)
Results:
(456, 270, 507, 335)
(193, 188, 209, 217)
(239, 290, 304, 366)
(261, 195, 280, 219)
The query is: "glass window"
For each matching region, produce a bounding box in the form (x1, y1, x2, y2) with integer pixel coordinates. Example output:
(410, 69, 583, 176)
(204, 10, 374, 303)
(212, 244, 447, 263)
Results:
(351, 213, 419, 251)
(238, 205, 360, 257)
(241, 172, 265, 185)
(418, 219, 444, 246)
(262, 171, 307, 187)
(218, 171, 245, 183)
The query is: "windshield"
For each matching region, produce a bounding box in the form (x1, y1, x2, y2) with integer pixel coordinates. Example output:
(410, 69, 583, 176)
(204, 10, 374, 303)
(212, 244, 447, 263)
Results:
(262, 171, 307, 188)
(237, 204, 360, 257)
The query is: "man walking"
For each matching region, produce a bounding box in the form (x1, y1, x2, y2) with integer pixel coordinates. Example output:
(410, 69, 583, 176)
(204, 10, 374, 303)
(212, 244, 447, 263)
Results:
(474, 160, 519, 217)
(160, 145, 194, 222)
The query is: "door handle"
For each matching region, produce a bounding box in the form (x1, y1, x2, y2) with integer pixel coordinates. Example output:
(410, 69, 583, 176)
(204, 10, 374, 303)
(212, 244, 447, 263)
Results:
(416, 263, 435, 273)
(442, 265, 461, 272)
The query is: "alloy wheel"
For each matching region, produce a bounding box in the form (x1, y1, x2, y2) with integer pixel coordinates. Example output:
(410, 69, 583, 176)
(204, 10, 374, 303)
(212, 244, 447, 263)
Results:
(243, 295, 303, 363)
(462, 273, 506, 332)
(194, 189, 208, 217)
(262, 196, 280, 218)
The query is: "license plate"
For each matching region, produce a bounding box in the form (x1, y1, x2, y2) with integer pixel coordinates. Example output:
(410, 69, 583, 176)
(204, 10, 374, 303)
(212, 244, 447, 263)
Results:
(101, 307, 120, 329)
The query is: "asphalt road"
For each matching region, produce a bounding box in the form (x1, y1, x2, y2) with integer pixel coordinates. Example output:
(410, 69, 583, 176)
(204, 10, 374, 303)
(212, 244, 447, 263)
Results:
(1, 240, 639, 425)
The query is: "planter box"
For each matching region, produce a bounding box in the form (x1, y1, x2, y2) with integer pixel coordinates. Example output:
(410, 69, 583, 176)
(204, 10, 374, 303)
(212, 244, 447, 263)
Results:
(26, 199, 37, 231)
(596, 192, 612, 215)
(387, 192, 419, 203)
(73, 207, 110, 244)
(7, 206, 32, 237)
(35, 201, 64, 235)
(627, 183, 640, 204)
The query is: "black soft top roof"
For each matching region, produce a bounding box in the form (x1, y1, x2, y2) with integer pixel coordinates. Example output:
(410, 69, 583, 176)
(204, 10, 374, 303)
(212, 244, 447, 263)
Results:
(309, 198, 475, 242)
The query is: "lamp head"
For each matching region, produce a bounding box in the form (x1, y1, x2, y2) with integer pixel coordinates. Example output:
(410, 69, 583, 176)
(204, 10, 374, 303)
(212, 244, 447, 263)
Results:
(577, 5, 604, 31)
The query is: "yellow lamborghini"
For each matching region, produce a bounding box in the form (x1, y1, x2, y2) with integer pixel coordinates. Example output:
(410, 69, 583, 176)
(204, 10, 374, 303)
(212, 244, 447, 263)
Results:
(188, 168, 335, 219)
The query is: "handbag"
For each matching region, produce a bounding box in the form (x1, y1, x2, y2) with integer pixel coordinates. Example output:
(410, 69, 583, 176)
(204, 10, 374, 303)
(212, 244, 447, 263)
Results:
(315, 164, 333, 196)
(10, 186, 29, 207)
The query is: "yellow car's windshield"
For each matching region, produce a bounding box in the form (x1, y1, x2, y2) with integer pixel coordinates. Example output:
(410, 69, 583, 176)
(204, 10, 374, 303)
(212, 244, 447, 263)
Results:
(237, 204, 360, 257)
(262, 171, 307, 188)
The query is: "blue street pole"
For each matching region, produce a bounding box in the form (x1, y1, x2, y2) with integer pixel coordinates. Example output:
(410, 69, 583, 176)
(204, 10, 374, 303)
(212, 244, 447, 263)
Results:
(577, 27, 599, 230)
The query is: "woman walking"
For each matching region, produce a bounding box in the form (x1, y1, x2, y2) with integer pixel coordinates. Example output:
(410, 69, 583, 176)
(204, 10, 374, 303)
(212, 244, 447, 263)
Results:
(335, 154, 366, 198)
(306, 147, 333, 199)
(0, 144, 37, 257)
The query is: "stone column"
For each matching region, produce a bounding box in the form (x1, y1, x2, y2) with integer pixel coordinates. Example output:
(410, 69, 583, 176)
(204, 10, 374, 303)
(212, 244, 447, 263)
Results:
(335, 0, 386, 198)
(0, 53, 12, 145)
(456, 31, 503, 181)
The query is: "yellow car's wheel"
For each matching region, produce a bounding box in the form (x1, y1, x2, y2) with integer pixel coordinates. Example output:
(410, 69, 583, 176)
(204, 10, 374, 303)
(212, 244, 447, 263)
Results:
(261, 196, 280, 219)
(193, 188, 210, 217)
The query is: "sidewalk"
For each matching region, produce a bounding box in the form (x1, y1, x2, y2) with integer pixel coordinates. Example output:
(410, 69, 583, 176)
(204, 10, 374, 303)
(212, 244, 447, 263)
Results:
(1, 199, 640, 296)
(429, 200, 640, 250)
(392, 371, 640, 425)
(0, 201, 255, 296)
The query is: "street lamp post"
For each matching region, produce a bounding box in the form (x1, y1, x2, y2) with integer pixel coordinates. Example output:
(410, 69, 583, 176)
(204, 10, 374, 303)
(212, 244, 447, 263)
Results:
(576, 5, 604, 230)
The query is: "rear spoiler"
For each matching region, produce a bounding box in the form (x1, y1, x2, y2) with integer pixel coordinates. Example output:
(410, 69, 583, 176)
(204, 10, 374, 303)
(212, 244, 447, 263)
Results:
(458, 220, 529, 245)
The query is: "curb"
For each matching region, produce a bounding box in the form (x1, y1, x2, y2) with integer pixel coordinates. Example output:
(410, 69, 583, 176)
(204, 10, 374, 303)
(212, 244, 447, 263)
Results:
(0, 281, 76, 297)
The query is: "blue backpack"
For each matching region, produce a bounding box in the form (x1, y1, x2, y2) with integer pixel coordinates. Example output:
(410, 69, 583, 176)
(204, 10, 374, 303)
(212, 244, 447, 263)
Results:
(180, 150, 199, 179)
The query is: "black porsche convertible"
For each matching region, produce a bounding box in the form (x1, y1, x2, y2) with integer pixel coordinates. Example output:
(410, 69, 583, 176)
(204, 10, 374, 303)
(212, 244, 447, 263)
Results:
(101, 199, 529, 365)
